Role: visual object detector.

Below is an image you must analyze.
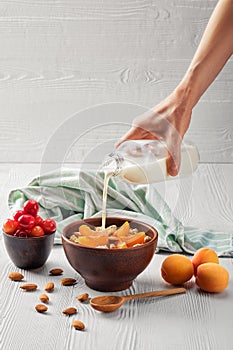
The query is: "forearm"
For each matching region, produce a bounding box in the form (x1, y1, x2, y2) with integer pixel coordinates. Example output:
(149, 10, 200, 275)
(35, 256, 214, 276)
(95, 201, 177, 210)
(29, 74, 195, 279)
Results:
(177, 0, 233, 107)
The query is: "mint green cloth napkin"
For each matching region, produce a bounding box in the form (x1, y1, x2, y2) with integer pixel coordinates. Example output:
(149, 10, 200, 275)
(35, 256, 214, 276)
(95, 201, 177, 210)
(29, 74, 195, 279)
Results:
(8, 168, 233, 256)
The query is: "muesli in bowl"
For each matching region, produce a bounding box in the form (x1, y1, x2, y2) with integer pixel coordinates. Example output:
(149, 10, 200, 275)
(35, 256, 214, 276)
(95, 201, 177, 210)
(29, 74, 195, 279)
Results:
(62, 217, 158, 292)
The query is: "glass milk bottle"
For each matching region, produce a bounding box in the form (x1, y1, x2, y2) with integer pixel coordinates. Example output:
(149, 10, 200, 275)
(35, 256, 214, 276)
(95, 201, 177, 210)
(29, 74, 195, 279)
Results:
(103, 140, 199, 184)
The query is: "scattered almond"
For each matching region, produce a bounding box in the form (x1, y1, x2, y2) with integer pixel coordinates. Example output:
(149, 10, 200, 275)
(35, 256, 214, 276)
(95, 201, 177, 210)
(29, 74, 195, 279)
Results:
(77, 293, 89, 302)
(8, 272, 24, 281)
(20, 283, 37, 291)
(49, 268, 63, 276)
(72, 320, 85, 331)
(39, 294, 49, 303)
(62, 307, 77, 315)
(44, 282, 54, 292)
(35, 304, 48, 313)
(61, 278, 76, 286)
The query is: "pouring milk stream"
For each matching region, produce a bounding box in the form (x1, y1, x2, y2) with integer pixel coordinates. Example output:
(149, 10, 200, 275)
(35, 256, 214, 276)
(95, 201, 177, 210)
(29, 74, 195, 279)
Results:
(101, 140, 199, 229)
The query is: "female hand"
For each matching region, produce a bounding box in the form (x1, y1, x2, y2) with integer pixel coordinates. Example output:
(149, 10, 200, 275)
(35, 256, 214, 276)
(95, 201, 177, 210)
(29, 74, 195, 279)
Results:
(116, 0, 233, 176)
(116, 87, 193, 176)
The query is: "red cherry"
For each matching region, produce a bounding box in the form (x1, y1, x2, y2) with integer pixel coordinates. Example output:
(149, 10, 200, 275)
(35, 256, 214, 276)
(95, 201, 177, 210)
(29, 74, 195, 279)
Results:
(31, 226, 44, 237)
(13, 210, 25, 221)
(34, 215, 43, 226)
(42, 218, 56, 234)
(23, 200, 39, 217)
(18, 214, 35, 229)
(14, 229, 31, 237)
(3, 219, 18, 235)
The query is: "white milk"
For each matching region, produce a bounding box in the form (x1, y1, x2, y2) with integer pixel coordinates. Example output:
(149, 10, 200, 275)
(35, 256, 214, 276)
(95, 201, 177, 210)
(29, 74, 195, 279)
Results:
(101, 171, 112, 230)
(119, 143, 199, 184)
(103, 140, 199, 185)
(101, 140, 199, 228)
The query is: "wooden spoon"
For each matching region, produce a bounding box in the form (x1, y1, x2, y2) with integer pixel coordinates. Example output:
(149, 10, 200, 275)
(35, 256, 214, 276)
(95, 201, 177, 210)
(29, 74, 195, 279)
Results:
(90, 287, 186, 312)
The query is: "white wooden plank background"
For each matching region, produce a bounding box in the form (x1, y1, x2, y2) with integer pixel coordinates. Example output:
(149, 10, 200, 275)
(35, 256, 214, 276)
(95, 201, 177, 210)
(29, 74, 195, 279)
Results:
(0, 0, 232, 164)
(0, 1, 233, 349)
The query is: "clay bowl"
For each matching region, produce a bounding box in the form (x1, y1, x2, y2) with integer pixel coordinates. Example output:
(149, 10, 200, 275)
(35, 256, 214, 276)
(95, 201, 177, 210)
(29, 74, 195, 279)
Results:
(62, 217, 158, 292)
(2, 231, 55, 269)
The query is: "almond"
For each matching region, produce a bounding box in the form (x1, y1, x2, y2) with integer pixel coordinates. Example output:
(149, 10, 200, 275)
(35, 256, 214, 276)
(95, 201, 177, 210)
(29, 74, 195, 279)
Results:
(61, 278, 76, 286)
(20, 283, 37, 291)
(44, 282, 54, 292)
(49, 268, 63, 276)
(35, 304, 48, 313)
(62, 307, 77, 315)
(72, 320, 85, 331)
(8, 272, 24, 281)
(77, 293, 89, 302)
(144, 235, 152, 243)
(39, 294, 49, 303)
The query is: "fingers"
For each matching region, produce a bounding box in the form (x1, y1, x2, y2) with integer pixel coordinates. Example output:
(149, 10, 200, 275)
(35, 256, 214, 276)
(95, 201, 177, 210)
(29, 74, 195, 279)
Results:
(116, 126, 182, 177)
(166, 139, 181, 176)
(115, 126, 157, 148)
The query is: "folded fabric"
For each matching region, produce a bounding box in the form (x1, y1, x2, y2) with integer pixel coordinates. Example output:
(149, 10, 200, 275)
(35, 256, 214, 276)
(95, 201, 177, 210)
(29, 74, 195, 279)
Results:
(8, 168, 233, 256)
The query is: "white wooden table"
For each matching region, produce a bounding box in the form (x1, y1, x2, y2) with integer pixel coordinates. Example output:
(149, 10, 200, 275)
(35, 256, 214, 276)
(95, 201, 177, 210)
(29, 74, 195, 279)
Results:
(0, 1, 233, 348)
(0, 164, 232, 350)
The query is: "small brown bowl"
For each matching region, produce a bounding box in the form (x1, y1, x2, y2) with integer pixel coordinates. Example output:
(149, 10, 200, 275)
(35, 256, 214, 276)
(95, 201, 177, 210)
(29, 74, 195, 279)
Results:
(62, 217, 158, 292)
(3, 231, 55, 269)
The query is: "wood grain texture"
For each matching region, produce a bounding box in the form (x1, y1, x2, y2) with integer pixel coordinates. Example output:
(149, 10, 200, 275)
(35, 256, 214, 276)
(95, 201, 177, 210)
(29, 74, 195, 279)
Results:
(0, 2, 232, 348)
(0, 161, 233, 349)
(0, 245, 233, 350)
(0, 162, 232, 233)
(0, 0, 232, 163)
(0, 101, 232, 163)
(155, 163, 233, 233)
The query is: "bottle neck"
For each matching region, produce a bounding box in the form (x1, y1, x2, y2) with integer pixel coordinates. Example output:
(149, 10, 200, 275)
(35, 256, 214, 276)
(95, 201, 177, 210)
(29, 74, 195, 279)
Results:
(103, 152, 124, 176)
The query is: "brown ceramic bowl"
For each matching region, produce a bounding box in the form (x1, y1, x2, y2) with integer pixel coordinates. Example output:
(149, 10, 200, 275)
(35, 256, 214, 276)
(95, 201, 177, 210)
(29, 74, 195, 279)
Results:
(62, 217, 158, 292)
(3, 231, 55, 269)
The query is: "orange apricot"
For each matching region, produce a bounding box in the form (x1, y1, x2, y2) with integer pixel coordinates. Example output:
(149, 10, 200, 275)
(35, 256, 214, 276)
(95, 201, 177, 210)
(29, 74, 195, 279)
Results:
(196, 262, 229, 293)
(161, 254, 194, 285)
(79, 224, 96, 236)
(77, 235, 108, 248)
(120, 232, 146, 247)
(192, 248, 219, 276)
(115, 221, 130, 237)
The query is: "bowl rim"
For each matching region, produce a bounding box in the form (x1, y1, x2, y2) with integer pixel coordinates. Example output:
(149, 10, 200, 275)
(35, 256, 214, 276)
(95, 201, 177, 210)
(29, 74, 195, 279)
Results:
(2, 230, 55, 240)
(62, 217, 158, 252)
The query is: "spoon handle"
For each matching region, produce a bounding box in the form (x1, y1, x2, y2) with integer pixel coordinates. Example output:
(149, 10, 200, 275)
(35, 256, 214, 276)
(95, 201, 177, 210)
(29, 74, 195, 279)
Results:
(123, 287, 186, 301)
